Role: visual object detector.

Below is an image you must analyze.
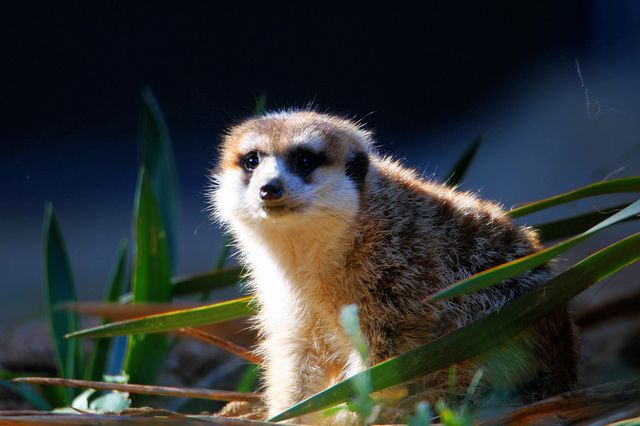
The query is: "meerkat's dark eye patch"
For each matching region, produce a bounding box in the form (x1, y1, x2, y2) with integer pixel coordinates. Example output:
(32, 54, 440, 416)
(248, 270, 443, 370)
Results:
(240, 151, 260, 172)
(346, 151, 369, 191)
(286, 148, 327, 181)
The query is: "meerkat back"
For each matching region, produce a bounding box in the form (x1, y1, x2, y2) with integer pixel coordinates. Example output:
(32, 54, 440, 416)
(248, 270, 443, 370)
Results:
(210, 110, 578, 423)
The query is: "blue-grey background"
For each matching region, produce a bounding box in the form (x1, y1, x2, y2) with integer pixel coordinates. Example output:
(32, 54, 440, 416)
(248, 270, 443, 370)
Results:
(2, 1, 640, 327)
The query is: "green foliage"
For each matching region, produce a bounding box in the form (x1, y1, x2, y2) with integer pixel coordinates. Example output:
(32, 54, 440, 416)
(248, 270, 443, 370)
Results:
(436, 400, 473, 426)
(430, 197, 640, 301)
(140, 88, 181, 272)
(508, 176, 640, 218)
(86, 240, 128, 382)
(534, 202, 633, 242)
(404, 370, 483, 426)
(446, 133, 484, 187)
(170, 267, 242, 297)
(42, 204, 83, 402)
(339, 305, 379, 426)
(123, 169, 172, 387)
(406, 401, 432, 426)
(67, 297, 255, 339)
(118, 267, 243, 303)
(236, 364, 259, 393)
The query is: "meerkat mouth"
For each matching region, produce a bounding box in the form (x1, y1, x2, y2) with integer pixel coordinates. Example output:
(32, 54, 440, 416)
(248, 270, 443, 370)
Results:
(261, 203, 301, 217)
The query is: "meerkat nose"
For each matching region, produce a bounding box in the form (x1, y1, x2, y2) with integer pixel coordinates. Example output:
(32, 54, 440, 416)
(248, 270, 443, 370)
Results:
(259, 179, 284, 201)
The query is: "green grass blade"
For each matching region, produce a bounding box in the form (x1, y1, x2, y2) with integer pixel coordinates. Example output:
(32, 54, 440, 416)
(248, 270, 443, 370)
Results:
(173, 266, 243, 296)
(429, 197, 640, 302)
(119, 267, 243, 303)
(508, 176, 640, 219)
(141, 87, 181, 272)
(86, 240, 128, 381)
(124, 169, 172, 386)
(236, 364, 259, 393)
(446, 133, 484, 187)
(42, 204, 83, 400)
(534, 203, 632, 242)
(67, 296, 255, 339)
(270, 231, 640, 421)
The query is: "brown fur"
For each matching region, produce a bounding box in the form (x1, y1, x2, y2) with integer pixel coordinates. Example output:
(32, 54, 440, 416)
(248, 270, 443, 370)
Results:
(210, 111, 578, 424)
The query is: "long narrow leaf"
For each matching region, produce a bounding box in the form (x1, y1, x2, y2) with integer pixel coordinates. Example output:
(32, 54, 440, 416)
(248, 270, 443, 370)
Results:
(42, 204, 83, 400)
(67, 297, 255, 339)
(174, 266, 242, 296)
(446, 133, 484, 187)
(141, 88, 180, 272)
(534, 203, 633, 242)
(508, 176, 640, 218)
(118, 267, 243, 303)
(124, 169, 172, 386)
(428, 197, 640, 302)
(270, 232, 640, 421)
(86, 240, 128, 381)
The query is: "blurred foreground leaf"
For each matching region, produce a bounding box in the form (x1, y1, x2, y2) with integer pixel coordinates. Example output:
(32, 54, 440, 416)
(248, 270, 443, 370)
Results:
(86, 240, 128, 381)
(446, 133, 484, 187)
(42, 204, 83, 401)
(141, 88, 180, 272)
(429, 197, 640, 301)
(270, 231, 640, 421)
(509, 176, 640, 218)
(67, 297, 255, 339)
(124, 169, 172, 386)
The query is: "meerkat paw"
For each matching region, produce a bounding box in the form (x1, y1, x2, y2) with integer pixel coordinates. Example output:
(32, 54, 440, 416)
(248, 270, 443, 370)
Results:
(216, 400, 267, 420)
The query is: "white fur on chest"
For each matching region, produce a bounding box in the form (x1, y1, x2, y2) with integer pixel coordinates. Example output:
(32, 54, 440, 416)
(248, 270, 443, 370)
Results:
(232, 215, 353, 334)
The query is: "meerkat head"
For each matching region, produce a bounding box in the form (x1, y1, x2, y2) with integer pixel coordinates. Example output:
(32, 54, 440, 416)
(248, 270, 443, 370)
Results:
(210, 111, 372, 229)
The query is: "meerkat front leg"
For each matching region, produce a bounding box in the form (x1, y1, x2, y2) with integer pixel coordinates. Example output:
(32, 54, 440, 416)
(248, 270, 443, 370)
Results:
(261, 330, 330, 423)
(261, 333, 306, 418)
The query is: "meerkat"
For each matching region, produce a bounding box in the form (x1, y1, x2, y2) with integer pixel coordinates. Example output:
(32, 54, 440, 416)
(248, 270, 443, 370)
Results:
(209, 110, 578, 424)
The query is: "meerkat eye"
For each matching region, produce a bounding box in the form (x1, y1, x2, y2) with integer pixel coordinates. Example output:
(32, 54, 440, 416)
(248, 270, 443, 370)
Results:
(241, 151, 260, 171)
(296, 150, 319, 173)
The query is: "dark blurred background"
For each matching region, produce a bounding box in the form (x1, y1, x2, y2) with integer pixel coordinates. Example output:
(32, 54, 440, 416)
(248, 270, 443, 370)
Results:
(2, 0, 640, 346)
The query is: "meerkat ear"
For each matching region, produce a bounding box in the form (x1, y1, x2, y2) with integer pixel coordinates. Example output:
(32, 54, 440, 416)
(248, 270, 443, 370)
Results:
(346, 150, 369, 191)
